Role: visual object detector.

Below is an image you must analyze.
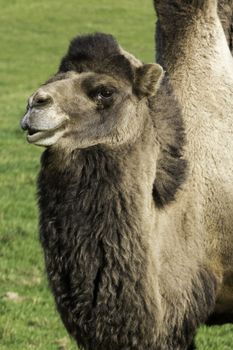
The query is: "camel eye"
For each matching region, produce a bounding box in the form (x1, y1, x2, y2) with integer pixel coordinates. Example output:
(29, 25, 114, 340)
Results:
(97, 89, 113, 99)
(94, 86, 115, 101)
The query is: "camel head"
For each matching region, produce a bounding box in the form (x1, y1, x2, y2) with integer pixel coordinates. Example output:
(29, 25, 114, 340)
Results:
(21, 33, 163, 149)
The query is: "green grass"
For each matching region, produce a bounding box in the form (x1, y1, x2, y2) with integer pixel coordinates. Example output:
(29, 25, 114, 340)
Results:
(0, 0, 232, 349)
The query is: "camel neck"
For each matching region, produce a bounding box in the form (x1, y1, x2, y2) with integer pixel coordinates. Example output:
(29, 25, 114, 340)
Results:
(37, 125, 160, 349)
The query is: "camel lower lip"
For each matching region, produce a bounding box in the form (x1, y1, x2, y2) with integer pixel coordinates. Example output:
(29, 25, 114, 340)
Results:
(26, 124, 66, 143)
(27, 130, 52, 143)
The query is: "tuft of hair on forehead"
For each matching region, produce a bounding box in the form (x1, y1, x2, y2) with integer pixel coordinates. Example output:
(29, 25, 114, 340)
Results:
(59, 33, 135, 82)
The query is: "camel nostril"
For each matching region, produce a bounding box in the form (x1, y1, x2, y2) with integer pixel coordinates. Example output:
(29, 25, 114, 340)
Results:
(32, 93, 53, 107)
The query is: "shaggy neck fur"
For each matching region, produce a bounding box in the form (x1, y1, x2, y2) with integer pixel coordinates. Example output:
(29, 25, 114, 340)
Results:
(38, 117, 161, 350)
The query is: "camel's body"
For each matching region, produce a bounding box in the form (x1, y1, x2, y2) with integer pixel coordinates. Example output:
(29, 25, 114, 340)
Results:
(155, 0, 233, 323)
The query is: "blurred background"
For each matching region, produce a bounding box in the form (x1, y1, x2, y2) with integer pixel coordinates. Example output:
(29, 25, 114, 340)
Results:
(0, 1, 232, 349)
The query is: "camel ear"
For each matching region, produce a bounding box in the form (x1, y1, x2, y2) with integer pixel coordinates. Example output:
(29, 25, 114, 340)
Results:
(135, 64, 164, 96)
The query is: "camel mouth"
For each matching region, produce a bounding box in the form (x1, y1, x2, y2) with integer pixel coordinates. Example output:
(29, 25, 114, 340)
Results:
(27, 129, 53, 143)
(28, 128, 40, 136)
(26, 123, 67, 146)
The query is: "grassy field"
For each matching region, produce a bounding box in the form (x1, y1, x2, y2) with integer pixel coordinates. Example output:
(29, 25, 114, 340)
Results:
(0, 1, 232, 349)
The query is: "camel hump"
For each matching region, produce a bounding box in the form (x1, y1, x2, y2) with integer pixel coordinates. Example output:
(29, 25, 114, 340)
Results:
(218, 0, 233, 53)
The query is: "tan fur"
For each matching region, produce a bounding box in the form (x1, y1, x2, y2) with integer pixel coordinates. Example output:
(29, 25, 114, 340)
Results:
(154, 0, 233, 319)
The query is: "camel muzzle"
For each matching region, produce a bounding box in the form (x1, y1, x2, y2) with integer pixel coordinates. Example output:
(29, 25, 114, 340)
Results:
(20, 89, 69, 147)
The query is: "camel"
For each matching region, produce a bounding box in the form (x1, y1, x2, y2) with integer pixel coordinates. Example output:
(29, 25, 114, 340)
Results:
(154, 0, 233, 329)
(20, 32, 218, 350)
